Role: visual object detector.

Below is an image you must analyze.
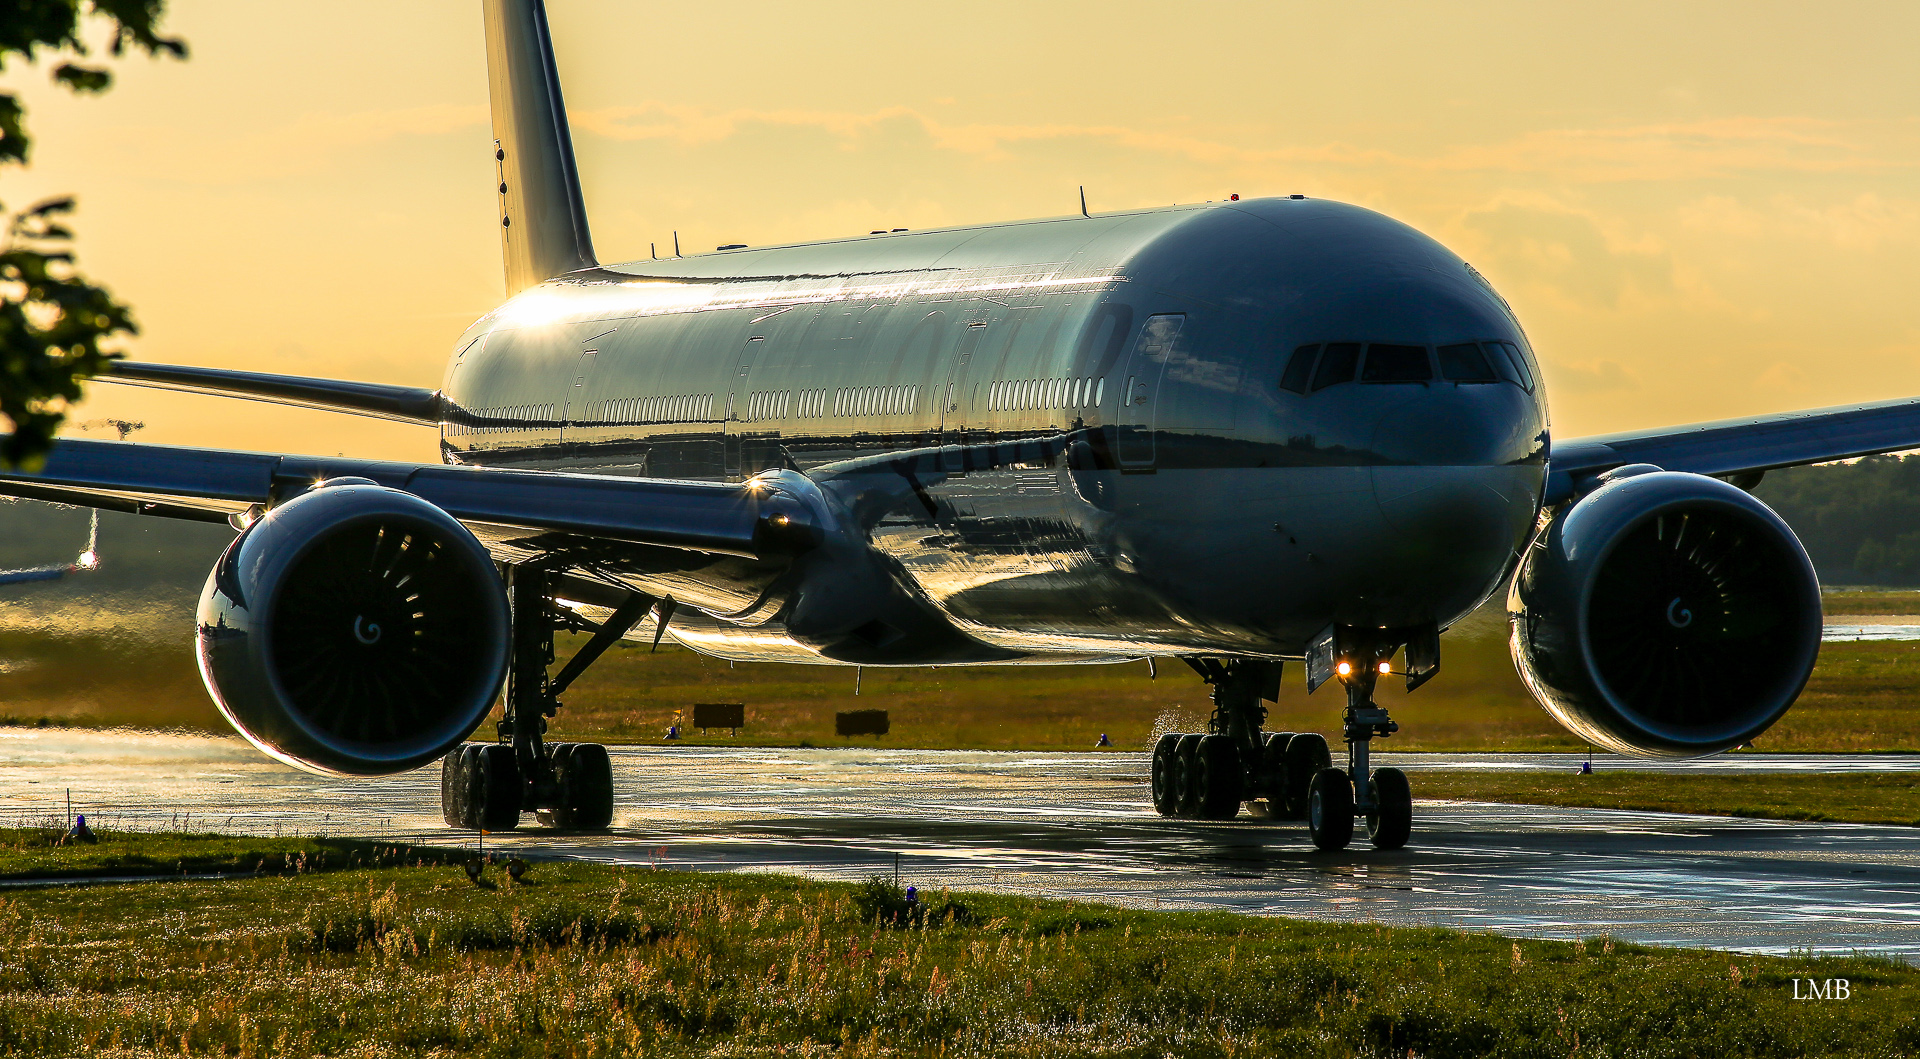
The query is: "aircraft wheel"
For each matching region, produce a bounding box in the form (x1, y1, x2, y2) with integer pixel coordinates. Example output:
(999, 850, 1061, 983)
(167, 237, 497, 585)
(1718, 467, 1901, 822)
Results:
(1307, 767, 1354, 851)
(1259, 733, 1292, 811)
(1366, 766, 1412, 850)
(554, 742, 615, 830)
(1194, 735, 1244, 820)
(1150, 733, 1182, 816)
(1283, 733, 1332, 819)
(1173, 733, 1206, 817)
(475, 743, 522, 832)
(441, 743, 474, 828)
(535, 743, 574, 827)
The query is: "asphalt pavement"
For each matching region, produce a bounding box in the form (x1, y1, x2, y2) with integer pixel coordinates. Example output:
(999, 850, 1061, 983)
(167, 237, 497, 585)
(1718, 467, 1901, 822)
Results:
(4, 727, 1917, 961)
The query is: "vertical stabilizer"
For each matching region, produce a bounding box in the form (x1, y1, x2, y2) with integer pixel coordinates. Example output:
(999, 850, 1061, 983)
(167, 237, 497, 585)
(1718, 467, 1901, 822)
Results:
(483, 0, 596, 295)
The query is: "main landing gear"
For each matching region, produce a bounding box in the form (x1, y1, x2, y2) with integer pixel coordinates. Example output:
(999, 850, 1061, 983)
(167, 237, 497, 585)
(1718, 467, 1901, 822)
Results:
(442, 567, 657, 832)
(1150, 659, 1331, 822)
(1148, 642, 1418, 852)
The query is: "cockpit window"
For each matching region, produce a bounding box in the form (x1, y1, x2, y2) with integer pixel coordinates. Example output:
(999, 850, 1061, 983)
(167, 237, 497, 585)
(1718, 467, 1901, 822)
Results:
(1311, 342, 1360, 390)
(1484, 341, 1535, 392)
(1437, 342, 1499, 382)
(1361, 344, 1433, 382)
(1279, 344, 1319, 394)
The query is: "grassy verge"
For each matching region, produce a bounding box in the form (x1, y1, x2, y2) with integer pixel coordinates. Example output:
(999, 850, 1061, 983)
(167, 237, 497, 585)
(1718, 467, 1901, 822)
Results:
(1413, 771, 1920, 827)
(10, 591, 1920, 753)
(1820, 588, 1920, 615)
(0, 828, 462, 881)
(2, 834, 1915, 1057)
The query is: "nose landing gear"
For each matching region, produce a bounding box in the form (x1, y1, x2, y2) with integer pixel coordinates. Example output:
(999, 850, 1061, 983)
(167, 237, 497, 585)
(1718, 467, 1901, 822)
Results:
(1150, 635, 1424, 851)
(1303, 631, 1418, 851)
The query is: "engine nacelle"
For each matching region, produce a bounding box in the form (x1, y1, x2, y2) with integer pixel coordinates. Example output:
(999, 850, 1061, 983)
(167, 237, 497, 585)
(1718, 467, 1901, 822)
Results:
(1509, 469, 1821, 757)
(197, 480, 509, 775)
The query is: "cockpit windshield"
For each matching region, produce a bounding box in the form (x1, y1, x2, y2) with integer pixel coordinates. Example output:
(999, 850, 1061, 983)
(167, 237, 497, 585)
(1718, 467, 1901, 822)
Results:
(1280, 339, 1535, 394)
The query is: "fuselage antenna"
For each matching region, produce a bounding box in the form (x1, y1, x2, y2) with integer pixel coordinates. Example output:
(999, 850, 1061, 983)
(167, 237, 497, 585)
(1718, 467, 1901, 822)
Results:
(1079, 186, 1089, 218)
(650, 242, 657, 260)
(673, 231, 681, 257)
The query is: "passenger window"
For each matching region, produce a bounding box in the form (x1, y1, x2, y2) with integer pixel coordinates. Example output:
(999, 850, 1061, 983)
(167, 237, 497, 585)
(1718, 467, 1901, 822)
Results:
(1361, 344, 1433, 382)
(1311, 342, 1360, 391)
(1279, 344, 1318, 394)
(1485, 341, 1535, 392)
(1437, 342, 1499, 382)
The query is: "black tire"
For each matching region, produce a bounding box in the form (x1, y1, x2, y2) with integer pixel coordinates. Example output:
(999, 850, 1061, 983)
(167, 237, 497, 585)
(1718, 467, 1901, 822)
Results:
(1173, 733, 1206, 817)
(440, 744, 471, 828)
(454, 744, 486, 830)
(534, 743, 576, 827)
(475, 743, 522, 832)
(1307, 767, 1354, 851)
(1259, 734, 1291, 807)
(1366, 767, 1412, 850)
(1194, 735, 1244, 820)
(556, 742, 615, 830)
(1283, 733, 1332, 819)
(1150, 733, 1182, 817)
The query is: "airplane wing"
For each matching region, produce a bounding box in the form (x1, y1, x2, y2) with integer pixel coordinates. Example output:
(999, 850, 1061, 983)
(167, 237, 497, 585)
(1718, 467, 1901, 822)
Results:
(1547, 396, 1920, 502)
(102, 360, 446, 424)
(0, 436, 814, 561)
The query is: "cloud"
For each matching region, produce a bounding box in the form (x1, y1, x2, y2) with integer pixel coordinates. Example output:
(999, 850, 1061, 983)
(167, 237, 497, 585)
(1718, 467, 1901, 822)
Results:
(569, 104, 1920, 185)
(77, 103, 490, 184)
(1545, 359, 1639, 394)
(1456, 194, 1678, 313)
(1678, 192, 1920, 250)
(1756, 362, 1809, 391)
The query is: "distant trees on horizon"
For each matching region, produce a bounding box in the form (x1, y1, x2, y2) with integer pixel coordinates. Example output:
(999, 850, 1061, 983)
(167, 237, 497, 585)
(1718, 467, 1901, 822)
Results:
(1757, 454, 1920, 587)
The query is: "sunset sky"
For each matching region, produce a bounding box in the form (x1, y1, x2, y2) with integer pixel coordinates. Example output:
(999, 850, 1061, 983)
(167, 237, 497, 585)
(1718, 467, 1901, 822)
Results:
(5, 1, 1918, 463)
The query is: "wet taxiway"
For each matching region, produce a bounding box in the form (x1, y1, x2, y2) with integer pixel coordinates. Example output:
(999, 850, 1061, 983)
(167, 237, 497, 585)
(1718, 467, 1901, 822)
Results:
(4, 727, 1918, 961)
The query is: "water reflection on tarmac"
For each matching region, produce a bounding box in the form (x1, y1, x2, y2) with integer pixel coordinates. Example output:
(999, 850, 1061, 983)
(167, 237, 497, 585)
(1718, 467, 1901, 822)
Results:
(4, 726, 1918, 961)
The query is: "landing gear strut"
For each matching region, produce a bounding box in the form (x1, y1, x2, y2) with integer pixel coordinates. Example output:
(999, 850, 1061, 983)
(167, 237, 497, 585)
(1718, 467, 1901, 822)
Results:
(441, 567, 657, 832)
(1147, 637, 1420, 852)
(1149, 658, 1326, 821)
(1306, 640, 1413, 852)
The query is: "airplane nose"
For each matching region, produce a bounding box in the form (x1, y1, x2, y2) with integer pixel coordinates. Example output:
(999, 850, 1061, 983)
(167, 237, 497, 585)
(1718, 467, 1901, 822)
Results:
(1365, 388, 1546, 621)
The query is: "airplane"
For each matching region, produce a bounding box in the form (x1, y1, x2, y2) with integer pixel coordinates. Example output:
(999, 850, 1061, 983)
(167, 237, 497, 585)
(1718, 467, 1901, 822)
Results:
(5, 0, 1915, 852)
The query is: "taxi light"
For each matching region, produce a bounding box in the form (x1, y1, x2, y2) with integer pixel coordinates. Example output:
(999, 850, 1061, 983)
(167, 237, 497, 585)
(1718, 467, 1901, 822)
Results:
(1378, 661, 1392, 675)
(1335, 661, 1352, 677)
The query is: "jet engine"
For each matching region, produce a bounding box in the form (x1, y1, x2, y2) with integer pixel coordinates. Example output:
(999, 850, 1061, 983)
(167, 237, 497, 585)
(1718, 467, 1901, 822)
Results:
(197, 479, 509, 775)
(1509, 468, 1822, 757)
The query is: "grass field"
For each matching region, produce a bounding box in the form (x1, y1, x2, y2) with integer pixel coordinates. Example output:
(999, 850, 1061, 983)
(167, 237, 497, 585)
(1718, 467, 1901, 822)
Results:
(1413, 771, 1920, 827)
(1817, 589, 1920, 616)
(1, 831, 1915, 1058)
(7, 591, 1920, 753)
(0, 828, 459, 882)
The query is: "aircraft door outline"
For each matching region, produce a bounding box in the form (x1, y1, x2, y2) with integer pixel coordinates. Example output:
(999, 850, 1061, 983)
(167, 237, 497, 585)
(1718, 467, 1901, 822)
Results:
(724, 335, 766, 480)
(1116, 314, 1184, 468)
(560, 328, 613, 444)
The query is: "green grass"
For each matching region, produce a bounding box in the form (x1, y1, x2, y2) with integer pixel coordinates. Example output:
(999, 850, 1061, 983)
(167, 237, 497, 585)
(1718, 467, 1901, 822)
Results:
(2, 833, 1916, 1057)
(11, 592, 1920, 753)
(1412, 771, 1920, 827)
(0, 828, 464, 882)
(1820, 588, 1920, 615)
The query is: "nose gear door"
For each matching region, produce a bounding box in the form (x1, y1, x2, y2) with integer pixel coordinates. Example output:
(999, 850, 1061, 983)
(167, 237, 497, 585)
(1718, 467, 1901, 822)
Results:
(1116, 314, 1183, 468)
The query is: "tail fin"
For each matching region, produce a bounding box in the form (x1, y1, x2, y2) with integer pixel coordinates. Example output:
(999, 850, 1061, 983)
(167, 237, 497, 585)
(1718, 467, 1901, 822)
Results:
(483, 0, 596, 296)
